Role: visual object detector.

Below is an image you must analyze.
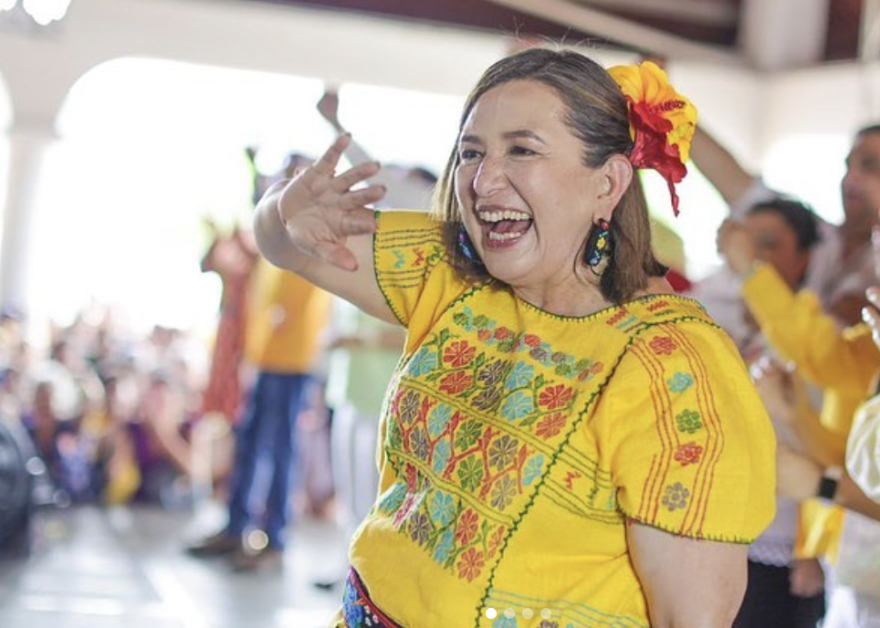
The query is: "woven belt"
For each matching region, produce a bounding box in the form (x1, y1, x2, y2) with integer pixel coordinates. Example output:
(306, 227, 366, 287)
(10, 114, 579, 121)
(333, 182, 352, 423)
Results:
(342, 568, 406, 628)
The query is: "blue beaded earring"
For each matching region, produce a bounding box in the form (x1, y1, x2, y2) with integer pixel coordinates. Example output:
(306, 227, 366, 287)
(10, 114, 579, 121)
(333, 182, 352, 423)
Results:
(457, 227, 483, 266)
(583, 218, 612, 268)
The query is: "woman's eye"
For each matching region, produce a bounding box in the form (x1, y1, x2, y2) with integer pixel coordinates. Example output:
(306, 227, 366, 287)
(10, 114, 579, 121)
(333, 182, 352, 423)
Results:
(458, 148, 482, 162)
(510, 145, 536, 156)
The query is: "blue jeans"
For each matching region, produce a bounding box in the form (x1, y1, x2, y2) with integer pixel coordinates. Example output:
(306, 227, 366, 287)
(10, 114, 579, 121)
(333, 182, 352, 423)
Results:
(225, 371, 310, 549)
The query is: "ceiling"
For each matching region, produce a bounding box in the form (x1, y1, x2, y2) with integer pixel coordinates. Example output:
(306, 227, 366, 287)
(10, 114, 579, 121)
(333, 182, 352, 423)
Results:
(250, 0, 864, 66)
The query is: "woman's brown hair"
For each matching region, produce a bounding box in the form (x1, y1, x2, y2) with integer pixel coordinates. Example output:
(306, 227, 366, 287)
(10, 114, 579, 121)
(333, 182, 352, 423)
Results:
(433, 47, 665, 304)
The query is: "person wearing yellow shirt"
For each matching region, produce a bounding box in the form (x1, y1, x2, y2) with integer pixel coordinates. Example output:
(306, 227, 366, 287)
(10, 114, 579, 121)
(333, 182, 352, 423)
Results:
(188, 256, 332, 571)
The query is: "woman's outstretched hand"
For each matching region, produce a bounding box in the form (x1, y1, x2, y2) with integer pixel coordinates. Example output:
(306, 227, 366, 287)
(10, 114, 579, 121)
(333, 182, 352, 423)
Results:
(276, 134, 386, 271)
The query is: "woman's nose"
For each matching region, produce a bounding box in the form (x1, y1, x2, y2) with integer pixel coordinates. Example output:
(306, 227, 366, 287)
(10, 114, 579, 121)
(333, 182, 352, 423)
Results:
(473, 156, 506, 197)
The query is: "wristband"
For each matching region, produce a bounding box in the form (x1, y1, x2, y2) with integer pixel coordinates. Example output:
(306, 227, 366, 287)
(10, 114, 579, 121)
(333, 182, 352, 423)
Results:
(817, 467, 842, 501)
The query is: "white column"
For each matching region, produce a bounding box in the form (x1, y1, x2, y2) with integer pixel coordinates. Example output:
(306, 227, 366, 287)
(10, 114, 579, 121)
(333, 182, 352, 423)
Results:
(739, 0, 831, 71)
(0, 116, 57, 315)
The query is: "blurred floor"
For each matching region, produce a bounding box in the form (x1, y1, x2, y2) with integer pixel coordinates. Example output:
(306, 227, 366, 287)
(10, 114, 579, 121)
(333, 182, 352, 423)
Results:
(0, 503, 347, 628)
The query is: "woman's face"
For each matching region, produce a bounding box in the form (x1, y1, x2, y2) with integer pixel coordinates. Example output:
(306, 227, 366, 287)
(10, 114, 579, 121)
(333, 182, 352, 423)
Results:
(454, 80, 608, 294)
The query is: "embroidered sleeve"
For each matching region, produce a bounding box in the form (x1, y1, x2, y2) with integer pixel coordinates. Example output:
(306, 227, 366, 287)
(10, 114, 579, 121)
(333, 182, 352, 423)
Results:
(373, 211, 447, 327)
(596, 319, 776, 542)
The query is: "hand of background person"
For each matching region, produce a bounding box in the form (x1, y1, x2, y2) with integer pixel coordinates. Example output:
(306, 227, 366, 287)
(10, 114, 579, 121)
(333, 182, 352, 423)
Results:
(275, 135, 384, 271)
(317, 89, 343, 132)
(863, 285, 880, 349)
(716, 219, 757, 277)
(776, 444, 822, 501)
(789, 558, 824, 598)
(751, 356, 797, 423)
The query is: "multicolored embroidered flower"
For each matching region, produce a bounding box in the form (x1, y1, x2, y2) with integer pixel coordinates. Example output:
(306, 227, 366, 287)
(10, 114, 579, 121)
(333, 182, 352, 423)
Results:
(662, 482, 691, 511)
(457, 456, 484, 492)
(408, 347, 438, 376)
(457, 547, 485, 582)
(490, 475, 518, 510)
(455, 419, 483, 450)
(432, 438, 451, 474)
(523, 454, 545, 486)
(608, 61, 698, 216)
(538, 384, 574, 409)
(433, 528, 455, 564)
(668, 372, 694, 393)
(487, 525, 506, 558)
(675, 409, 703, 433)
(488, 434, 519, 469)
(408, 511, 432, 545)
(674, 441, 704, 466)
(429, 490, 456, 527)
(536, 412, 567, 439)
(443, 340, 477, 368)
(410, 427, 429, 461)
(505, 362, 535, 389)
(471, 386, 503, 411)
(649, 335, 678, 355)
(501, 390, 534, 421)
(478, 360, 506, 386)
(398, 389, 421, 424)
(455, 508, 480, 545)
(428, 403, 453, 437)
(439, 370, 473, 395)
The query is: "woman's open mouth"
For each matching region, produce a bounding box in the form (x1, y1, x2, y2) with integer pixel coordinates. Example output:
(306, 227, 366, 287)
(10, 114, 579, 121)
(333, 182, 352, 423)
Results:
(476, 208, 533, 246)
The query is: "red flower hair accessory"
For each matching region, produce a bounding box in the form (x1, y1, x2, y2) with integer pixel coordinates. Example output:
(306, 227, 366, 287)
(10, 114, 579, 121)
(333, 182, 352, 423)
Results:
(608, 61, 698, 216)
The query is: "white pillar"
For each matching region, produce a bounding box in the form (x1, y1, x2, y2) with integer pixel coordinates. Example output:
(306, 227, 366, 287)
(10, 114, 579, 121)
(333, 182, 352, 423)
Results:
(739, 0, 831, 71)
(0, 116, 57, 315)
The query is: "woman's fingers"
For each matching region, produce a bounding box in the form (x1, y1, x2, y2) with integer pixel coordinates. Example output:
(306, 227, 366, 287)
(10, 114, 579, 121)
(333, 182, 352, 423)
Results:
(341, 185, 386, 210)
(332, 161, 382, 193)
(312, 134, 351, 176)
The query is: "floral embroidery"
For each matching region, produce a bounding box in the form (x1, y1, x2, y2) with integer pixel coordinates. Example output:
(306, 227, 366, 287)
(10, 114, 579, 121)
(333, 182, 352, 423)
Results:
(457, 456, 484, 491)
(538, 621, 559, 628)
(675, 409, 703, 433)
(455, 509, 480, 545)
(487, 525, 506, 558)
(342, 577, 363, 627)
(523, 454, 545, 486)
(674, 441, 704, 466)
(649, 335, 677, 355)
(501, 390, 534, 421)
(538, 384, 574, 409)
(490, 475, 518, 510)
(427, 403, 453, 437)
(457, 547, 485, 582)
(667, 372, 694, 393)
(377, 482, 407, 514)
(408, 511, 432, 545)
(433, 528, 455, 563)
(409, 347, 438, 376)
(455, 420, 483, 450)
(432, 438, 451, 474)
(443, 340, 477, 368)
(439, 371, 473, 395)
(488, 435, 519, 469)
(535, 412, 567, 439)
(429, 490, 456, 527)
(662, 482, 690, 511)
(505, 362, 535, 390)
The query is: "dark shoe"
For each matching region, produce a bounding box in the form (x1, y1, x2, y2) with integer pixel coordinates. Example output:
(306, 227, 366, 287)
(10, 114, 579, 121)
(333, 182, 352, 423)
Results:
(186, 532, 240, 557)
(230, 546, 283, 572)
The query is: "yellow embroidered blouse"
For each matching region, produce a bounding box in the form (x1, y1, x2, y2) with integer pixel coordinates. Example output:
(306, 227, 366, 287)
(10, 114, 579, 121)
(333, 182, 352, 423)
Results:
(339, 212, 775, 628)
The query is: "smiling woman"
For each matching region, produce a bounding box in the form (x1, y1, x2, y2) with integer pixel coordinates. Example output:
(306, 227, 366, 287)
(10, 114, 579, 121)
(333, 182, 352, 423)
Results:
(254, 47, 777, 628)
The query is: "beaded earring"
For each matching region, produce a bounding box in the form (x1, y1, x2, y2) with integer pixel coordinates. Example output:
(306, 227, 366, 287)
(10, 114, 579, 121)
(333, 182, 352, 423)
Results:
(583, 218, 612, 268)
(457, 227, 483, 266)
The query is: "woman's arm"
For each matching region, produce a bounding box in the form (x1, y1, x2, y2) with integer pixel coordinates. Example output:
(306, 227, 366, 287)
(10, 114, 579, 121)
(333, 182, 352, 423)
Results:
(628, 523, 747, 628)
(253, 135, 398, 324)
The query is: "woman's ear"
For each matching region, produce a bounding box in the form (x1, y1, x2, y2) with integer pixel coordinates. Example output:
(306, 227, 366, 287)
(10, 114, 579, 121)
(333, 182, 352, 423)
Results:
(596, 154, 633, 220)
